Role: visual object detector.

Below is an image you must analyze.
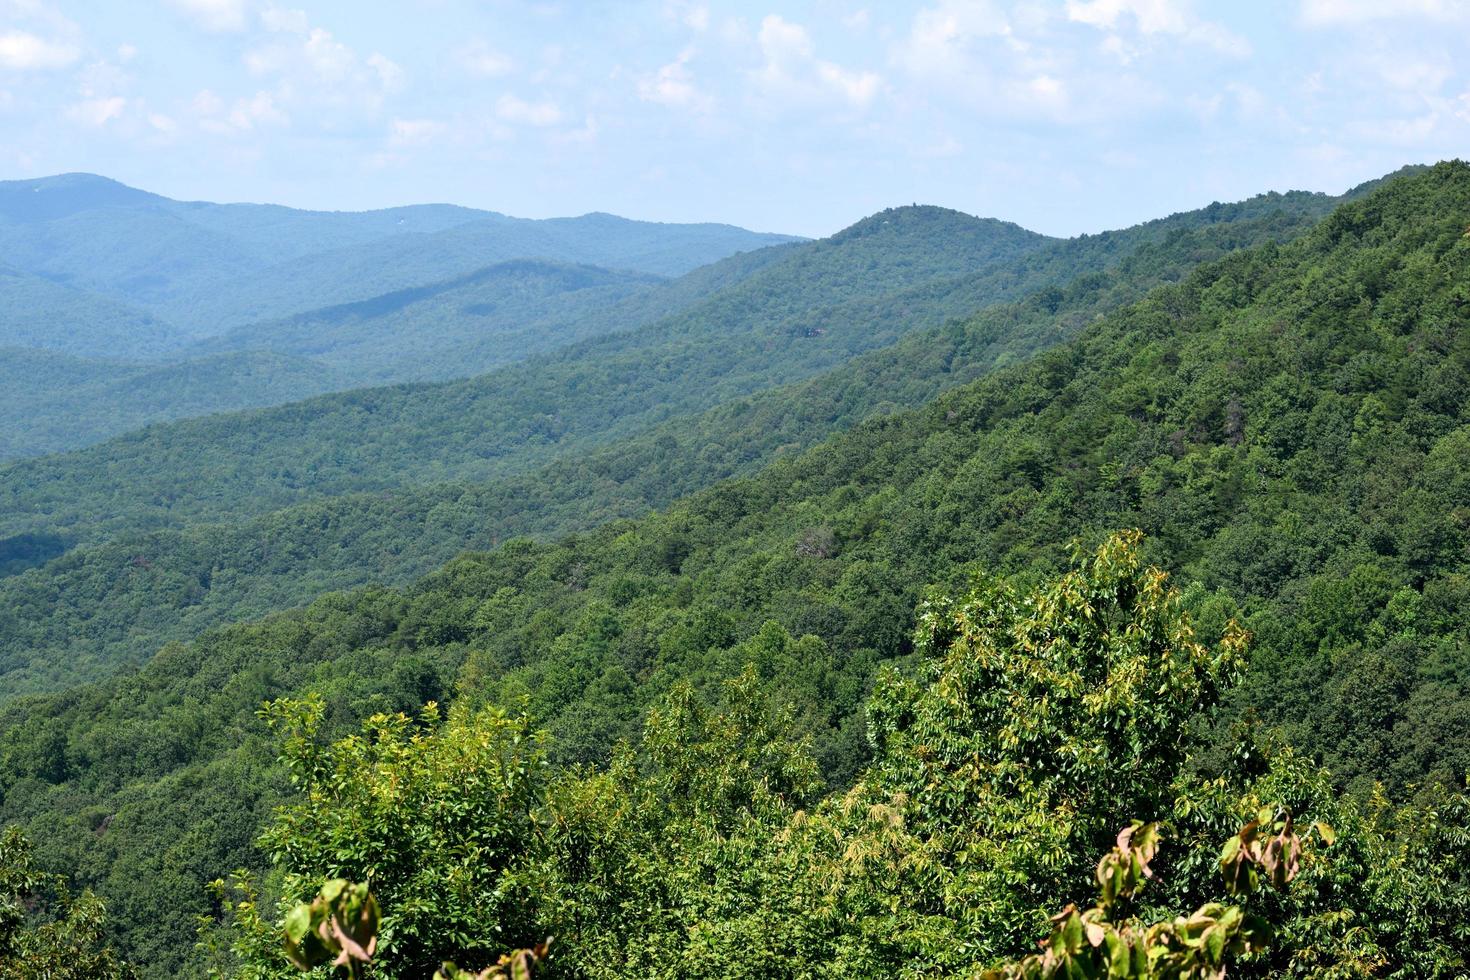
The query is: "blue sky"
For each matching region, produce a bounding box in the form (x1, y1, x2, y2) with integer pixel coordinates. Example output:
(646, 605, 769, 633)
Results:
(1, 1, 1466, 237)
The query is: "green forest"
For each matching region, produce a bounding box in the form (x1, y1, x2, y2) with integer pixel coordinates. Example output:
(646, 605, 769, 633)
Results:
(2, 161, 1469, 979)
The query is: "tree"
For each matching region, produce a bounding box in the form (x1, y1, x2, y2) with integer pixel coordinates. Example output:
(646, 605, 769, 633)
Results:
(0, 827, 133, 980)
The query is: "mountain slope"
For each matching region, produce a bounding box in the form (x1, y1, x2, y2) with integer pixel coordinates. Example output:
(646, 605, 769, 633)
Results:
(1, 162, 1465, 978)
(0, 206, 1052, 542)
(0, 181, 1374, 696)
(0, 173, 801, 339)
(0, 243, 801, 461)
(0, 264, 184, 357)
(193, 260, 663, 386)
(0, 349, 344, 459)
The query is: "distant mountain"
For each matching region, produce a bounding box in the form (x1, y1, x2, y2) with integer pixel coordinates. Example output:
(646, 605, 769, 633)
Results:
(194, 260, 666, 386)
(0, 191, 1346, 698)
(0, 173, 802, 338)
(4, 163, 1466, 980)
(0, 177, 1401, 703)
(0, 246, 807, 460)
(0, 263, 184, 357)
(0, 204, 1051, 544)
(0, 348, 342, 459)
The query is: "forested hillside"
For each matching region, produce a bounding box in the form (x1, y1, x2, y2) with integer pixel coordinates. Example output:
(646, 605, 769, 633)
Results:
(0, 175, 805, 458)
(2, 163, 1466, 977)
(0, 205, 1049, 540)
(0, 349, 345, 460)
(0, 190, 1350, 697)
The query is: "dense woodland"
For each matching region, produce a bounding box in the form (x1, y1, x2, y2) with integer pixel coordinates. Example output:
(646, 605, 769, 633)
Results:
(0, 185, 1360, 698)
(0, 174, 797, 458)
(1, 163, 1468, 978)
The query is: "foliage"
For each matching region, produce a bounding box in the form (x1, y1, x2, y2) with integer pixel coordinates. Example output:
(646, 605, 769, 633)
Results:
(0, 186, 1348, 696)
(977, 814, 1306, 980)
(238, 698, 547, 979)
(203, 535, 1464, 980)
(281, 880, 379, 979)
(0, 826, 132, 979)
(0, 165, 1466, 977)
(0, 204, 1043, 540)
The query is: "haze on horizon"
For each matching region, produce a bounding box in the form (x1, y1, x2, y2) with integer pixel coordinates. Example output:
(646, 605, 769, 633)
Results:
(0, 1, 1466, 238)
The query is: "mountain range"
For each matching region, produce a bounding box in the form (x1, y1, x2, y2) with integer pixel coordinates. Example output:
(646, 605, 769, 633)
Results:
(0, 173, 801, 458)
(1, 162, 1467, 978)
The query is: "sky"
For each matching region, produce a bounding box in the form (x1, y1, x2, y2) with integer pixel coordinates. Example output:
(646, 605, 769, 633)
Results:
(0, 1, 1466, 238)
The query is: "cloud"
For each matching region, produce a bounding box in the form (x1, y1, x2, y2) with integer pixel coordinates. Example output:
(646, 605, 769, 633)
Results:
(0, 30, 79, 69)
(230, 90, 287, 128)
(194, 87, 288, 133)
(753, 14, 882, 109)
(298, 28, 354, 81)
(893, 0, 1011, 77)
(260, 5, 309, 33)
(1300, 0, 1469, 25)
(1066, 0, 1252, 57)
(389, 117, 445, 146)
(367, 52, 403, 91)
(65, 95, 125, 126)
(638, 47, 712, 111)
(243, 17, 403, 115)
(457, 40, 515, 78)
(167, 0, 250, 33)
(816, 61, 881, 106)
(61, 56, 140, 128)
(496, 93, 562, 126)
(662, 1, 710, 32)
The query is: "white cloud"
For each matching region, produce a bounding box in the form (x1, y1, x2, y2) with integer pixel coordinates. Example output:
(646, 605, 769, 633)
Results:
(1026, 73, 1065, 101)
(0, 30, 79, 69)
(246, 27, 364, 84)
(148, 112, 177, 132)
(662, 1, 710, 31)
(192, 88, 225, 116)
(893, 1, 1011, 77)
(260, 5, 309, 33)
(1373, 56, 1452, 94)
(299, 28, 355, 82)
(552, 113, 599, 146)
(638, 47, 712, 111)
(816, 61, 881, 106)
(66, 95, 126, 126)
(496, 93, 562, 126)
(1066, 0, 1252, 56)
(389, 117, 445, 146)
(229, 90, 287, 129)
(367, 52, 403, 91)
(1351, 111, 1442, 145)
(194, 87, 288, 133)
(457, 40, 515, 78)
(1300, 0, 1469, 25)
(753, 14, 882, 108)
(890, 0, 1176, 125)
(241, 16, 404, 119)
(168, 0, 250, 32)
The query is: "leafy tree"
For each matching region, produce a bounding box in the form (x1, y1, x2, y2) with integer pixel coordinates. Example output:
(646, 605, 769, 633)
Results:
(0, 826, 132, 979)
(218, 698, 548, 979)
